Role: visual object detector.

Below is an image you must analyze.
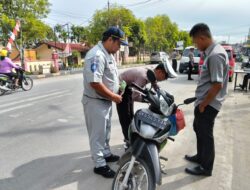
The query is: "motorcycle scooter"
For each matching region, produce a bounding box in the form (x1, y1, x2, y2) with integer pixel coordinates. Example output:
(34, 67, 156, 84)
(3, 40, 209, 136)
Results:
(112, 69, 196, 190)
(0, 68, 33, 96)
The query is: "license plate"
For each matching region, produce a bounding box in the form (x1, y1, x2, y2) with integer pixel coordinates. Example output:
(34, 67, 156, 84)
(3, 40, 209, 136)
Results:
(136, 111, 168, 130)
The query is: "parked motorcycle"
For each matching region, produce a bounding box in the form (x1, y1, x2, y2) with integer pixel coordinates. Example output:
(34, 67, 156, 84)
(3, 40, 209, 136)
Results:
(0, 68, 33, 96)
(112, 70, 196, 190)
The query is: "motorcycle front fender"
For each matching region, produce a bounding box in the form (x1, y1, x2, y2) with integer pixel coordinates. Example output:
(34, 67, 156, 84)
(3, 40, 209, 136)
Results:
(117, 138, 162, 185)
(117, 137, 144, 165)
(142, 141, 162, 185)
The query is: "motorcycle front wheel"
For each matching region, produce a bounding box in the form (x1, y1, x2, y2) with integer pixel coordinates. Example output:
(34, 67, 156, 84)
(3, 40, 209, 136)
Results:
(112, 157, 155, 190)
(21, 76, 33, 91)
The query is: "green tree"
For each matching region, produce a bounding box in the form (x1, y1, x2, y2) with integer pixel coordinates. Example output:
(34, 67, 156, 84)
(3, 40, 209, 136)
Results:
(145, 15, 179, 52)
(128, 19, 147, 61)
(88, 5, 136, 45)
(71, 25, 89, 43)
(178, 30, 192, 48)
(0, 0, 51, 47)
(54, 24, 68, 43)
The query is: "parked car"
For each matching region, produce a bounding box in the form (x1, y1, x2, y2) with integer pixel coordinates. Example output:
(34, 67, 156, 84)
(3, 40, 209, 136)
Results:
(235, 52, 243, 62)
(178, 46, 200, 73)
(198, 44, 236, 82)
(150, 51, 169, 64)
(241, 55, 250, 69)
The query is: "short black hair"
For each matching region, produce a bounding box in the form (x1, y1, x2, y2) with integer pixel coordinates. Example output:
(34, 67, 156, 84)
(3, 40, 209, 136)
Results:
(155, 63, 168, 78)
(155, 63, 165, 71)
(189, 23, 212, 38)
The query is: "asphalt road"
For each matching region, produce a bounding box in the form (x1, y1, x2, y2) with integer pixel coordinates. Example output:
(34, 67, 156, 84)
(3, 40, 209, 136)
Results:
(0, 66, 249, 190)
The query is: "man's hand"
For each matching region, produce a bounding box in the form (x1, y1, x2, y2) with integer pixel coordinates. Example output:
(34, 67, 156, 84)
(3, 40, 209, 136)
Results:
(199, 82, 222, 113)
(199, 102, 207, 113)
(90, 82, 122, 103)
(111, 94, 122, 104)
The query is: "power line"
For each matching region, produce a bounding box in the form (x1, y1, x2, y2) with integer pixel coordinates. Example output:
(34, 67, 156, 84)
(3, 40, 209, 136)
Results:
(49, 12, 88, 20)
(51, 9, 89, 18)
(126, 0, 153, 7)
(124, 0, 167, 8)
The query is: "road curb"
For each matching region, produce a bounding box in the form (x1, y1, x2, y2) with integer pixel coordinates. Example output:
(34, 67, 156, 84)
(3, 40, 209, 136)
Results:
(29, 63, 147, 80)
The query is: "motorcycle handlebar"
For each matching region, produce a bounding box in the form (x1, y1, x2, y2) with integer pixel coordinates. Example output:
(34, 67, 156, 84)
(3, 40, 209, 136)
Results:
(15, 67, 24, 71)
(168, 137, 175, 141)
(131, 82, 147, 94)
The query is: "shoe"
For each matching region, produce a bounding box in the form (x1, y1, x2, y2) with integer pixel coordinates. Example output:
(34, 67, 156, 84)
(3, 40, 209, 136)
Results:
(185, 165, 212, 176)
(239, 84, 244, 90)
(94, 165, 116, 178)
(184, 154, 200, 164)
(124, 141, 130, 151)
(105, 154, 120, 162)
(188, 78, 194, 80)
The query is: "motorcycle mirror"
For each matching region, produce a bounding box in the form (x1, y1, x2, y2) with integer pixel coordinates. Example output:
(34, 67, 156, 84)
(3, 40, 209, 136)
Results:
(184, 97, 197, 104)
(147, 69, 156, 83)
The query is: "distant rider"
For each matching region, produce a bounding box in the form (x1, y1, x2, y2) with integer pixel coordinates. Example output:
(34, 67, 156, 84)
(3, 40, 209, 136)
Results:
(0, 49, 21, 87)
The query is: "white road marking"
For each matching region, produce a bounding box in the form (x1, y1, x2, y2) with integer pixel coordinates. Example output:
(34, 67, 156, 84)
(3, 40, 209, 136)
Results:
(57, 119, 68, 123)
(0, 90, 69, 109)
(0, 103, 33, 114)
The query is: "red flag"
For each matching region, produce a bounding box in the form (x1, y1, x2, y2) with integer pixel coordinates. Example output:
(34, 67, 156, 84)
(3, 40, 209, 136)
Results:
(6, 20, 21, 51)
(62, 43, 72, 57)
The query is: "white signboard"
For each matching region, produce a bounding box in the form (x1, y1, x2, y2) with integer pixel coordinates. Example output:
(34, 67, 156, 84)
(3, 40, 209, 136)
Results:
(177, 41, 184, 47)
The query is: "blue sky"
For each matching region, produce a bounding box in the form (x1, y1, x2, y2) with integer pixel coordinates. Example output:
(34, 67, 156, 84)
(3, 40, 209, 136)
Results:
(45, 0, 250, 43)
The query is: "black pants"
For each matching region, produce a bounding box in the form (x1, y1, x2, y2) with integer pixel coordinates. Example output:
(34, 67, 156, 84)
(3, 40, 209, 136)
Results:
(116, 86, 134, 141)
(188, 62, 193, 79)
(172, 59, 177, 72)
(242, 73, 250, 89)
(1, 71, 21, 80)
(193, 105, 219, 171)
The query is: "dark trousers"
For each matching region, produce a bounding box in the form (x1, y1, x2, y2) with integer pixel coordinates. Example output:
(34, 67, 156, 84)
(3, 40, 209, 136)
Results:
(116, 86, 134, 141)
(2, 70, 21, 81)
(242, 73, 250, 89)
(193, 105, 219, 171)
(188, 61, 193, 79)
(172, 59, 177, 72)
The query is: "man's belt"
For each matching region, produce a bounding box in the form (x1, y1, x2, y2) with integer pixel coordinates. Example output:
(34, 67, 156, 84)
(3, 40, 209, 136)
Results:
(83, 94, 110, 102)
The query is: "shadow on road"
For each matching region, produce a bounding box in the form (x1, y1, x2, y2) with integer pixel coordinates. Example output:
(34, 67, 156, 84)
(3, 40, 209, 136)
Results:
(0, 142, 205, 190)
(0, 145, 124, 190)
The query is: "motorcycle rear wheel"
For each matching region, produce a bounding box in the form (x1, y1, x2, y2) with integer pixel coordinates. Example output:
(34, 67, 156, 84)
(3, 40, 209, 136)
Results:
(0, 81, 6, 96)
(0, 88, 6, 96)
(112, 157, 155, 190)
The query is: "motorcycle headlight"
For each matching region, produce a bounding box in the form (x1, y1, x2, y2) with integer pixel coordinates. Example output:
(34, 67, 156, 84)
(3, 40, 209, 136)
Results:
(140, 122, 158, 139)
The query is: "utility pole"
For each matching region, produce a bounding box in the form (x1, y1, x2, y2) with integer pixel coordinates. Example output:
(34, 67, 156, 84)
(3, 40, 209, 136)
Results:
(61, 23, 70, 43)
(107, 0, 110, 27)
(228, 35, 230, 44)
(54, 26, 57, 48)
(67, 23, 70, 43)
